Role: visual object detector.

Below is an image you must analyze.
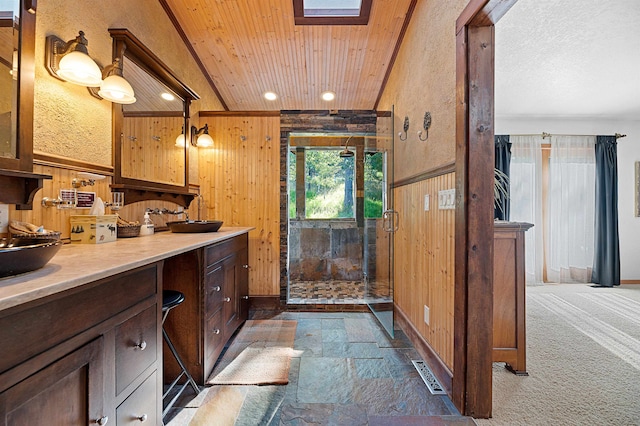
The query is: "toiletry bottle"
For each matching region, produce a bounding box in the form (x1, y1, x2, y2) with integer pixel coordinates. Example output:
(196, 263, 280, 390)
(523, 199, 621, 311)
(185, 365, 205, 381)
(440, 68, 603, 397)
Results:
(140, 212, 155, 236)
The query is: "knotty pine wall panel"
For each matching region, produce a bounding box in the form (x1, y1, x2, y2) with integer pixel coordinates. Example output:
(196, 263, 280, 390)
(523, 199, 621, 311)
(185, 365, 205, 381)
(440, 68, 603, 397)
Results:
(121, 116, 185, 186)
(394, 172, 455, 369)
(198, 115, 281, 296)
(6, 163, 190, 240)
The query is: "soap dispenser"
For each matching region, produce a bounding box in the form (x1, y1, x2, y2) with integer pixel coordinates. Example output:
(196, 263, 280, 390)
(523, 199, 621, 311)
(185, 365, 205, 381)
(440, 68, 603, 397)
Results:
(140, 211, 155, 236)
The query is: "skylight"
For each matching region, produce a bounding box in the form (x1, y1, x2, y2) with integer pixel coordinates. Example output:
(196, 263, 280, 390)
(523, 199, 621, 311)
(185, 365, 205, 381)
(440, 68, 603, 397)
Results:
(302, 0, 362, 17)
(293, 0, 371, 25)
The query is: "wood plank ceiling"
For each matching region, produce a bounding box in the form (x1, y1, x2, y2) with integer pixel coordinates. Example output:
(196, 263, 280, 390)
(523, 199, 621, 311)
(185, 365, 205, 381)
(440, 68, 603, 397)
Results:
(161, 0, 415, 111)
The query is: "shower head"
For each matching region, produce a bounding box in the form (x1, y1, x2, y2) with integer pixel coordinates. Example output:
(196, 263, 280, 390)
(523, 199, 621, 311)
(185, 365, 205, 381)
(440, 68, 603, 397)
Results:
(339, 136, 354, 158)
(339, 148, 354, 158)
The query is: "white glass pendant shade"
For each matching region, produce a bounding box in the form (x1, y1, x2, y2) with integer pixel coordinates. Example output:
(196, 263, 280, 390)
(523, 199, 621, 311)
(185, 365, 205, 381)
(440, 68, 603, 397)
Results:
(196, 133, 214, 148)
(175, 133, 186, 147)
(98, 74, 136, 104)
(56, 50, 102, 86)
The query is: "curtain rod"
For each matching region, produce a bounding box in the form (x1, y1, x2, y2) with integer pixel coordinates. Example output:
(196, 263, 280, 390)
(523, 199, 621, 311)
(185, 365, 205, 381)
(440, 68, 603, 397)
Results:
(501, 132, 627, 139)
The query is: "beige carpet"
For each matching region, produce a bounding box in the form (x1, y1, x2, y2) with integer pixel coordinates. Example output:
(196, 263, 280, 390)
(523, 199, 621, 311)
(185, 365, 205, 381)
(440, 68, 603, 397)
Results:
(207, 320, 297, 386)
(477, 283, 640, 425)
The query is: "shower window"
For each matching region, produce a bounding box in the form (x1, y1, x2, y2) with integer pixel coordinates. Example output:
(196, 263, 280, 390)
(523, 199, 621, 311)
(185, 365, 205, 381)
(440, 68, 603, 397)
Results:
(305, 148, 355, 218)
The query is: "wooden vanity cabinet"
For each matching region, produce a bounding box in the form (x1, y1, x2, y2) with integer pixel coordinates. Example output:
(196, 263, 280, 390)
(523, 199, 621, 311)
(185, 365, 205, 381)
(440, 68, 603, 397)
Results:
(0, 264, 162, 425)
(163, 233, 249, 385)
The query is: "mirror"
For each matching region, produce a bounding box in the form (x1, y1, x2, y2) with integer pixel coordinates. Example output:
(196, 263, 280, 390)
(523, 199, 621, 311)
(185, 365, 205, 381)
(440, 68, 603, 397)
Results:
(120, 56, 185, 186)
(0, 0, 35, 172)
(110, 29, 199, 206)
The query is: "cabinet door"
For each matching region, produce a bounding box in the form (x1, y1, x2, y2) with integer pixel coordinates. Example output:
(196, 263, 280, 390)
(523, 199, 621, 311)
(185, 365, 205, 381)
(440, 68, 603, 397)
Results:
(0, 337, 107, 426)
(237, 246, 249, 322)
(222, 253, 239, 335)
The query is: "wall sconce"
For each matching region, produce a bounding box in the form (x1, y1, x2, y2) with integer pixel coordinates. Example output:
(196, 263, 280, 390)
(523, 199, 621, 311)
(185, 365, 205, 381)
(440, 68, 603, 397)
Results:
(175, 124, 214, 148)
(398, 116, 409, 141)
(45, 31, 102, 87)
(46, 31, 136, 104)
(418, 112, 432, 141)
(93, 57, 136, 104)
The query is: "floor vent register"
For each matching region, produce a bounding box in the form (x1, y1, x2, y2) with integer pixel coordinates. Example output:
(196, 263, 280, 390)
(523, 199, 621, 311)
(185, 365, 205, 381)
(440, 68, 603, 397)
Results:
(411, 360, 446, 395)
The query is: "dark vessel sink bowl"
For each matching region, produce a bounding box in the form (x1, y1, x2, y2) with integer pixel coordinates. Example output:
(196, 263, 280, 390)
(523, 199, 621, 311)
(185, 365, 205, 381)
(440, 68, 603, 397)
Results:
(0, 237, 62, 278)
(166, 220, 223, 233)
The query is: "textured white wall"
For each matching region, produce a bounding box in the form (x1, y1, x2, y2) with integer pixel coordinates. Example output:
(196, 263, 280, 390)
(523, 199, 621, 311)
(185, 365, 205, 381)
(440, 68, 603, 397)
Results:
(34, 0, 223, 166)
(496, 116, 640, 281)
(377, 0, 468, 181)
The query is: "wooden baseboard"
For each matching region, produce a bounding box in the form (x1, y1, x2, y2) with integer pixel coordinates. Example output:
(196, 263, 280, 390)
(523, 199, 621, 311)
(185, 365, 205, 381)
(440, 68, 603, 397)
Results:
(394, 303, 453, 395)
(620, 280, 640, 284)
(249, 296, 281, 310)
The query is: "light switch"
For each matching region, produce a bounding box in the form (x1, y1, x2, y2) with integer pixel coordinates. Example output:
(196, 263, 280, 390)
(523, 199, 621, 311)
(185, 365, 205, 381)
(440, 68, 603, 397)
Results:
(424, 194, 430, 211)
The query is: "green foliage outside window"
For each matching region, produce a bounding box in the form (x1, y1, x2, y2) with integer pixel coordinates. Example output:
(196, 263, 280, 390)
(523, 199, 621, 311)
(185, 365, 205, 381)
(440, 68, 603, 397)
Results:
(305, 150, 354, 218)
(288, 147, 385, 220)
(364, 152, 384, 218)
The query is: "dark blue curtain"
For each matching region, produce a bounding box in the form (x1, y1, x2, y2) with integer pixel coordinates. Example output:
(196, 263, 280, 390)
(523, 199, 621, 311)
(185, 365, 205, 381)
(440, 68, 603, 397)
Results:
(494, 135, 511, 220)
(592, 135, 620, 287)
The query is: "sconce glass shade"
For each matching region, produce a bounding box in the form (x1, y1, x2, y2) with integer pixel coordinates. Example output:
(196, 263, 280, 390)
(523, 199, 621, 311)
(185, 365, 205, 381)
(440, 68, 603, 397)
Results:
(196, 133, 214, 148)
(98, 74, 136, 104)
(175, 133, 186, 147)
(56, 50, 102, 87)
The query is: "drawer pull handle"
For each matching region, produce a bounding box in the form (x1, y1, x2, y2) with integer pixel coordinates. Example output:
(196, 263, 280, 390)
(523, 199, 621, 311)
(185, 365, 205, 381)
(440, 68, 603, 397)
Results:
(134, 341, 147, 351)
(242, 264, 249, 269)
(213, 329, 221, 335)
(96, 416, 109, 425)
(224, 297, 231, 302)
(137, 414, 148, 422)
(213, 286, 221, 292)
(242, 295, 249, 300)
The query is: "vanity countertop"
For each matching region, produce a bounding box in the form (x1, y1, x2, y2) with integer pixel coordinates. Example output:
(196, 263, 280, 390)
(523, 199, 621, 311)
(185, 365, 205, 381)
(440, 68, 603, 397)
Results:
(0, 227, 253, 312)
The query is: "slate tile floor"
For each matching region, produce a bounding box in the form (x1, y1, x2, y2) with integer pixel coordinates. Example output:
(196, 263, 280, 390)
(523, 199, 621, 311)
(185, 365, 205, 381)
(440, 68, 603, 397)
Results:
(165, 311, 476, 425)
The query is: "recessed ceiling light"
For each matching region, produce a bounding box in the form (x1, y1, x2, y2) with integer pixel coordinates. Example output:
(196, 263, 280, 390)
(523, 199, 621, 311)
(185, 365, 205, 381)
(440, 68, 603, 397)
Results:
(264, 91, 278, 101)
(161, 92, 175, 101)
(321, 91, 335, 101)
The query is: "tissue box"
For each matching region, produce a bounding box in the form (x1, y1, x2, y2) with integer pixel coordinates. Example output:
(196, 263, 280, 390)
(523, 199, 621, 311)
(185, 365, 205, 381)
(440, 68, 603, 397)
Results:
(70, 215, 118, 244)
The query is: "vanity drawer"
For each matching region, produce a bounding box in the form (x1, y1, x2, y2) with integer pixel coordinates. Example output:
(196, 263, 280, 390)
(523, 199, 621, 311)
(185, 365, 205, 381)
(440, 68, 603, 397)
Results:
(0, 264, 158, 375)
(205, 263, 224, 314)
(116, 370, 158, 425)
(115, 305, 158, 395)
(205, 309, 224, 359)
(205, 235, 247, 267)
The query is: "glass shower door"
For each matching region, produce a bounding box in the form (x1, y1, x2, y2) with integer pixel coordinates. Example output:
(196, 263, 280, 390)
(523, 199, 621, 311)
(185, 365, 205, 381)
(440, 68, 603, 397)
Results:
(364, 108, 395, 337)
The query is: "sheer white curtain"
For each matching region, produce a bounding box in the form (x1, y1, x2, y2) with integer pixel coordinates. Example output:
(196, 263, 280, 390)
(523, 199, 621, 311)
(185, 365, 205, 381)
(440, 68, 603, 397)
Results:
(509, 136, 544, 284)
(546, 135, 596, 283)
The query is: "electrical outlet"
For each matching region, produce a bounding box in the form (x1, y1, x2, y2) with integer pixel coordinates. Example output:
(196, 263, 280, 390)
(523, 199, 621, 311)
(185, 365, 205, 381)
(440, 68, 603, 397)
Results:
(424, 305, 430, 325)
(0, 204, 9, 233)
(424, 194, 430, 211)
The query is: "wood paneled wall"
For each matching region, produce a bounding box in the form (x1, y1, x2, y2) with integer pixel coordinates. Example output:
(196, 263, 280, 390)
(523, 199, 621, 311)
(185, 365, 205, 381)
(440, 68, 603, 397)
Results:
(6, 163, 188, 240)
(198, 115, 281, 296)
(8, 164, 113, 239)
(121, 116, 185, 186)
(394, 172, 455, 369)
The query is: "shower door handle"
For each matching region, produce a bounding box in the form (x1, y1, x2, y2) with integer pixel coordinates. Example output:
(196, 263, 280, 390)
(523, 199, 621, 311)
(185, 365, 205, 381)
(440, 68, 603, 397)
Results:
(383, 210, 399, 233)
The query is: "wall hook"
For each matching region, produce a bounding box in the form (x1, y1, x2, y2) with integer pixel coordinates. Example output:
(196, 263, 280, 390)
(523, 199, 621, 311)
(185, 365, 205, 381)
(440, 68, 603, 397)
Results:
(418, 112, 431, 141)
(240, 135, 247, 141)
(265, 135, 271, 142)
(398, 116, 409, 141)
(151, 135, 161, 142)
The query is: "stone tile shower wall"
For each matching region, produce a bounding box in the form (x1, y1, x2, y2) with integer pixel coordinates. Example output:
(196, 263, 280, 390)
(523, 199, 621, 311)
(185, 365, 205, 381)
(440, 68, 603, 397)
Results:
(289, 220, 362, 281)
(280, 110, 378, 303)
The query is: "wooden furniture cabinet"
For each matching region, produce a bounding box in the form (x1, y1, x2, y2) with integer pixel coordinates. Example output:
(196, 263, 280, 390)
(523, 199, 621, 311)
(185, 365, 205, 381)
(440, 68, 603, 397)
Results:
(493, 221, 533, 376)
(0, 264, 162, 425)
(163, 233, 249, 385)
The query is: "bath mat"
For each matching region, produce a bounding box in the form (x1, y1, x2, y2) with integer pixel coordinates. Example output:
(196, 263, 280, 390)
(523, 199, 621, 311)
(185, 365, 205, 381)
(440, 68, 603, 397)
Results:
(207, 320, 297, 385)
